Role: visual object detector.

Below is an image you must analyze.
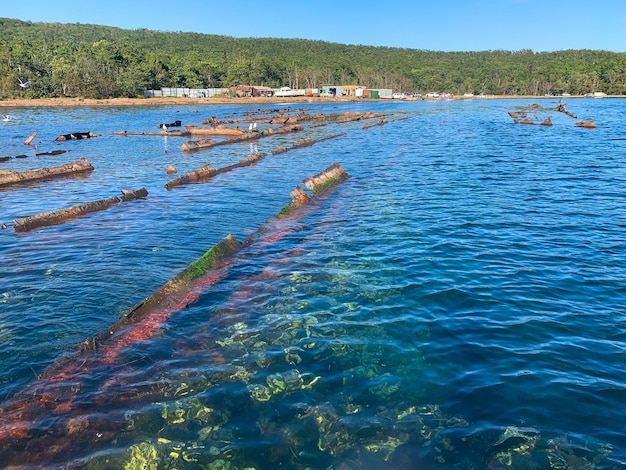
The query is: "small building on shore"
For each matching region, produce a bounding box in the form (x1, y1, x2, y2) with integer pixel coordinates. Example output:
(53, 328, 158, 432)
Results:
(229, 85, 274, 97)
(144, 87, 228, 98)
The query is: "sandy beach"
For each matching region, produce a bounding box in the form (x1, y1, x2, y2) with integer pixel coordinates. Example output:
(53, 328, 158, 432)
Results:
(0, 94, 585, 108)
(0, 95, 368, 108)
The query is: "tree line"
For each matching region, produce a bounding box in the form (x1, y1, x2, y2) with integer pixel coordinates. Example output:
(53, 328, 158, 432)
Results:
(1, 18, 625, 99)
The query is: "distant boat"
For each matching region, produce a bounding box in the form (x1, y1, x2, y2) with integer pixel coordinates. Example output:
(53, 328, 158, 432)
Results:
(274, 87, 305, 97)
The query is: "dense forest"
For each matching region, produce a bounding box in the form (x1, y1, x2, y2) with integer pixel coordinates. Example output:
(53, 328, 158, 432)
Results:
(1, 17, 625, 99)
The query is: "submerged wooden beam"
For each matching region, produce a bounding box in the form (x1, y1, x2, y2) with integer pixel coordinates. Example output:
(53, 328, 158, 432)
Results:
(185, 125, 248, 136)
(363, 118, 388, 129)
(278, 162, 350, 216)
(165, 152, 266, 189)
(303, 161, 350, 195)
(271, 132, 345, 155)
(181, 124, 303, 152)
(0, 158, 94, 188)
(13, 188, 148, 233)
(97, 234, 244, 339)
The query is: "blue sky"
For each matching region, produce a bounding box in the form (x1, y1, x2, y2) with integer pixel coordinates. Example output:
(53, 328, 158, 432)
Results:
(2, 0, 625, 52)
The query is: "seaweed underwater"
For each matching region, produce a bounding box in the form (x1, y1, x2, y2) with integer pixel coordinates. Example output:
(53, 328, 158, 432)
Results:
(0, 163, 357, 467)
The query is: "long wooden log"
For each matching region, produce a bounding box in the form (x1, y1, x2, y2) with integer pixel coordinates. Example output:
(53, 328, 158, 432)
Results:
(24, 132, 37, 145)
(271, 132, 345, 155)
(164, 164, 218, 189)
(165, 153, 267, 190)
(303, 161, 350, 195)
(185, 125, 247, 136)
(13, 188, 148, 232)
(363, 118, 388, 129)
(97, 233, 244, 339)
(278, 162, 350, 216)
(0, 158, 93, 188)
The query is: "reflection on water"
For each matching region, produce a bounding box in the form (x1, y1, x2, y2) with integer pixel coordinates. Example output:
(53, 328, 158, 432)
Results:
(0, 99, 625, 468)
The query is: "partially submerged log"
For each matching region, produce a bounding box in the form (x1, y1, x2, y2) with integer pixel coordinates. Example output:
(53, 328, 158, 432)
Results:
(181, 138, 219, 152)
(181, 127, 284, 153)
(120, 187, 148, 202)
(554, 103, 577, 118)
(278, 162, 350, 217)
(303, 161, 350, 195)
(185, 125, 247, 136)
(335, 111, 387, 123)
(363, 118, 388, 129)
(36, 149, 67, 157)
(271, 132, 345, 155)
(24, 132, 37, 145)
(165, 164, 218, 189)
(0, 158, 93, 188)
(576, 120, 596, 128)
(540, 117, 553, 126)
(106, 234, 243, 329)
(165, 152, 267, 189)
(13, 188, 148, 232)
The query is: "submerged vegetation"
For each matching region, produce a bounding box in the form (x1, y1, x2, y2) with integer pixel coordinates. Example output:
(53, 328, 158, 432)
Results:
(0, 18, 625, 99)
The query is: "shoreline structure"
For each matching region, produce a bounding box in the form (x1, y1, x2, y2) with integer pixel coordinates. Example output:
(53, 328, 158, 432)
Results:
(0, 94, 619, 108)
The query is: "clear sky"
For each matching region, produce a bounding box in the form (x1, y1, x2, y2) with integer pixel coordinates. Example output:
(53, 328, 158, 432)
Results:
(2, 0, 625, 52)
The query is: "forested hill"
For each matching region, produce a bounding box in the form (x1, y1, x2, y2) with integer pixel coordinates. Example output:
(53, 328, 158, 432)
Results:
(1, 17, 624, 99)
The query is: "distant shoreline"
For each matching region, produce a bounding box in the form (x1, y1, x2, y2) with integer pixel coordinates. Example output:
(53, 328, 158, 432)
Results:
(0, 95, 618, 108)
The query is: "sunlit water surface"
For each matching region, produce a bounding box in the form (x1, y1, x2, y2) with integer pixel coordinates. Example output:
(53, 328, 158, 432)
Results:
(0, 98, 625, 469)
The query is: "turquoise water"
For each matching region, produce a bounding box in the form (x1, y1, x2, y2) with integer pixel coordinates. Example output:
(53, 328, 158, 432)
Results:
(0, 98, 625, 469)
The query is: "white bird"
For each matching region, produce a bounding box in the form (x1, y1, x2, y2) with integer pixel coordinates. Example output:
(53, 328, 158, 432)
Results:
(253, 122, 257, 129)
(248, 123, 253, 132)
(17, 77, 30, 88)
(1, 115, 11, 122)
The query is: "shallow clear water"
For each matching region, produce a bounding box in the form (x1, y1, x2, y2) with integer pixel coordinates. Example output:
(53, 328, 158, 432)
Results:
(0, 98, 625, 469)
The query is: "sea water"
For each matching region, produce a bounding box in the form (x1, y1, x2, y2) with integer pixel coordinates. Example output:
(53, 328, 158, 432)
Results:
(0, 98, 624, 468)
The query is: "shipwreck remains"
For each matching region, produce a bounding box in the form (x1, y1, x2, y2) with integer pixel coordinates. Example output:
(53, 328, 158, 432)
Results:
(12, 188, 148, 233)
(0, 162, 351, 466)
(0, 158, 94, 188)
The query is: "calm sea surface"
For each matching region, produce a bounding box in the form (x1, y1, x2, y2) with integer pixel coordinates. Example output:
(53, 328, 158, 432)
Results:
(0, 98, 624, 469)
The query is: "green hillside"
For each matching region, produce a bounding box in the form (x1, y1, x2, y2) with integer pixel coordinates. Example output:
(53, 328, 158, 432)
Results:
(0, 17, 624, 99)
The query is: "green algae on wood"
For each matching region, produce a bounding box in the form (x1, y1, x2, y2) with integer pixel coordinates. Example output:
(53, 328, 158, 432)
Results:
(122, 234, 243, 322)
(303, 162, 350, 195)
(277, 162, 350, 217)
